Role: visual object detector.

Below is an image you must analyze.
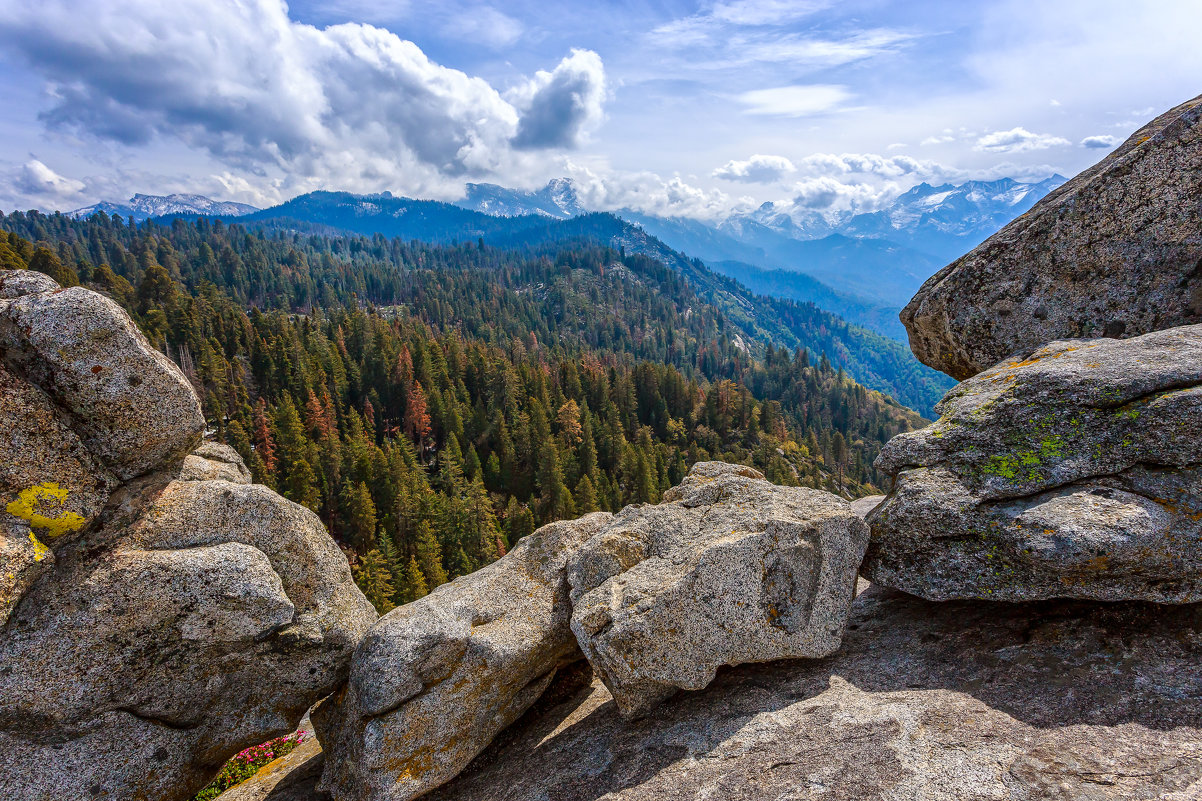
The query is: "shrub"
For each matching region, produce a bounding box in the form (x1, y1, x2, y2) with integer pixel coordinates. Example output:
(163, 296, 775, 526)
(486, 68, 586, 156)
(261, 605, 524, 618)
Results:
(190, 731, 306, 801)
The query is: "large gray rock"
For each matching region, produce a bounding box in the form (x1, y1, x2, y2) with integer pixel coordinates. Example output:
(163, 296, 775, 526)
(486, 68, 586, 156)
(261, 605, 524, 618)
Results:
(903, 94, 1202, 379)
(863, 326, 1202, 602)
(180, 441, 254, 484)
(225, 588, 1202, 801)
(0, 275, 377, 801)
(0, 478, 376, 801)
(568, 462, 868, 718)
(0, 279, 204, 479)
(313, 512, 614, 801)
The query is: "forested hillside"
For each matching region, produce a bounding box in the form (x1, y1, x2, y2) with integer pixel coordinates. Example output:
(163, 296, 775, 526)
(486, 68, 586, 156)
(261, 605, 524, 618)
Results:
(0, 212, 925, 612)
(209, 194, 954, 414)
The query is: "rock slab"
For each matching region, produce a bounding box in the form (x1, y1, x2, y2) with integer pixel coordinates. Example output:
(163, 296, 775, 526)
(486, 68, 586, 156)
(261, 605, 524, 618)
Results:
(902, 94, 1202, 379)
(568, 461, 869, 717)
(313, 512, 614, 801)
(864, 325, 1202, 602)
(217, 588, 1202, 801)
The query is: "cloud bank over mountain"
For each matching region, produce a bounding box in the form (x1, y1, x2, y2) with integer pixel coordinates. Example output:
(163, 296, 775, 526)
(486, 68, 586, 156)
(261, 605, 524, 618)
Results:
(0, 0, 1199, 220)
(0, 0, 605, 203)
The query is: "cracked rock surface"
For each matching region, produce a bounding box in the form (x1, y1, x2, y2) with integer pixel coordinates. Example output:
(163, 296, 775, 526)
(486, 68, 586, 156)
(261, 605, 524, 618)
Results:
(313, 512, 613, 801)
(0, 272, 376, 801)
(424, 587, 1202, 801)
(235, 587, 1202, 801)
(902, 93, 1202, 379)
(864, 325, 1202, 602)
(568, 462, 868, 718)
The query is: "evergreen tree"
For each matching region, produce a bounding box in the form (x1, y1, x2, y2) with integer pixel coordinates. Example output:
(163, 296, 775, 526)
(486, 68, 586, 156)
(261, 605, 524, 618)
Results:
(414, 520, 449, 588)
(353, 549, 396, 615)
(397, 556, 429, 604)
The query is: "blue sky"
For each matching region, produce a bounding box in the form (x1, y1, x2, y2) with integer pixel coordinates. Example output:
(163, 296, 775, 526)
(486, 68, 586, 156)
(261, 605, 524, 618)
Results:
(0, 0, 1199, 219)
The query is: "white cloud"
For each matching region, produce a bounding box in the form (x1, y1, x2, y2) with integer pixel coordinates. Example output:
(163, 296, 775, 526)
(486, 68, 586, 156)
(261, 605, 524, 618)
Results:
(788, 176, 888, 210)
(737, 85, 849, 117)
(509, 49, 607, 150)
(15, 159, 85, 198)
(726, 29, 915, 66)
(563, 162, 737, 221)
(709, 0, 833, 25)
(713, 154, 796, 183)
(1081, 134, 1119, 149)
(0, 0, 607, 199)
(794, 152, 956, 180)
(441, 6, 524, 48)
(974, 127, 1070, 153)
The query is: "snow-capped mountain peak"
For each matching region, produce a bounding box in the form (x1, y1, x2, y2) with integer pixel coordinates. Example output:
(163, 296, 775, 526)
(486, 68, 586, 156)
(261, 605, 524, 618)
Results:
(457, 178, 585, 219)
(67, 193, 259, 221)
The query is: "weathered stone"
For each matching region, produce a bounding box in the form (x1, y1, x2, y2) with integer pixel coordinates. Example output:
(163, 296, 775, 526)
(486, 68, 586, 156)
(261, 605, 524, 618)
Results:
(0, 363, 117, 536)
(0, 268, 59, 299)
(902, 94, 1202, 379)
(245, 588, 1202, 801)
(0, 285, 204, 479)
(180, 441, 253, 484)
(850, 494, 885, 518)
(568, 462, 868, 718)
(313, 512, 613, 801)
(0, 520, 51, 627)
(864, 326, 1202, 601)
(0, 479, 376, 801)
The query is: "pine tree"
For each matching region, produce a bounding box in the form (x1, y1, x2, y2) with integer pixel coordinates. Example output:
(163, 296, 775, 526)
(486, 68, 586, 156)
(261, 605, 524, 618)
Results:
(414, 520, 449, 588)
(283, 458, 321, 513)
(397, 556, 428, 604)
(574, 475, 599, 514)
(353, 549, 396, 615)
(343, 481, 378, 551)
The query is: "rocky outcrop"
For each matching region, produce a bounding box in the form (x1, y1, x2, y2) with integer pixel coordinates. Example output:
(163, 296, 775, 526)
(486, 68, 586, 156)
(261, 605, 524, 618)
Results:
(902, 94, 1202, 379)
(313, 512, 614, 801)
(0, 272, 376, 801)
(568, 462, 868, 718)
(863, 326, 1202, 602)
(213, 587, 1202, 801)
(181, 441, 254, 484)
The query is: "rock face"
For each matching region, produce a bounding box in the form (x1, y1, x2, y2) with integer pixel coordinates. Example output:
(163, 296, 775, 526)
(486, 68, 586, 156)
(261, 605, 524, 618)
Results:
(313, 512, 614, 801)
(0, 271, 376, 801)
(241, 588, 1202, 801)
(863, 326, 1202, 602)
(902, 94, 1202, 379)
(568, 462, 869, 718)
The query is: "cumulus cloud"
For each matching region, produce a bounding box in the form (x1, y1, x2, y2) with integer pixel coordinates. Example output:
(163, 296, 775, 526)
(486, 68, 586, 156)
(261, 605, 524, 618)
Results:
(788, 176, 890, 210)
(0, 0, 607, 198)
(793, 152, 956, 180)
(974, 127, 1070, 153)
(737, 85, 849, 116)
(510, 49, 607, 150)
(713, 154, 796, 183)
(563, 162, 737, 221)
(14, 159, 85, 199)
(1081, 134, 1119, 149)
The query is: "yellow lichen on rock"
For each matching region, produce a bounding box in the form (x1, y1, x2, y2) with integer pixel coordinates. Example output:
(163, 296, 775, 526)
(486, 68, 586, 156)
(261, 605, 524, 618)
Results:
(6, 483, 86, 540)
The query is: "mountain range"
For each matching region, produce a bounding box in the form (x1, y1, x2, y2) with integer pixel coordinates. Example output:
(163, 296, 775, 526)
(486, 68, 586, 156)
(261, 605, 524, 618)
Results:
(452, 176, 1065, 336)
(67, 193, 259, 221)
(67, 175, 1061, 337)
(58, 173, 1058, 412)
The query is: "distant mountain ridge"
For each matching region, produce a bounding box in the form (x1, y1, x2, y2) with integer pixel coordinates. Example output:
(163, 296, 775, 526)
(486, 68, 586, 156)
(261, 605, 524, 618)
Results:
(67, 193, 259, 221)
(176, 188, 954, 415)
(457, 178, 585, 219)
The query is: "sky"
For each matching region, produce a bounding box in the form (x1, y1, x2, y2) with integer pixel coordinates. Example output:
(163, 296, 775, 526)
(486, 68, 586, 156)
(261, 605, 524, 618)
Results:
(0, 0, 1199, 220)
